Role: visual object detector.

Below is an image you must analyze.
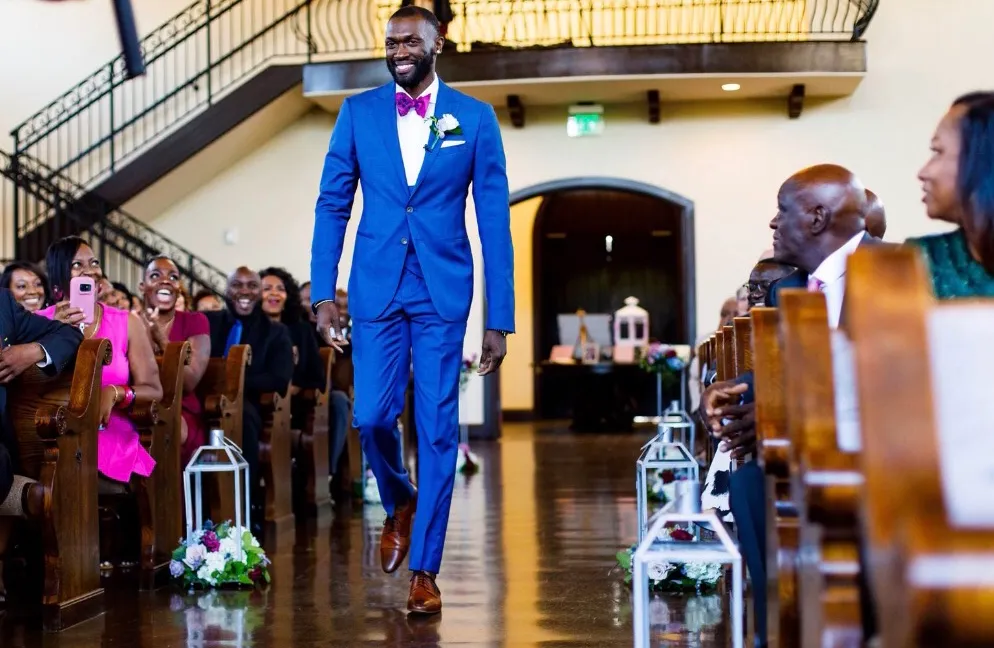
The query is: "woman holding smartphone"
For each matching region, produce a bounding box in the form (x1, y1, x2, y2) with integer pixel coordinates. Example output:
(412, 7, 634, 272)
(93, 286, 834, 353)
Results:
(35, 236, 163, 484)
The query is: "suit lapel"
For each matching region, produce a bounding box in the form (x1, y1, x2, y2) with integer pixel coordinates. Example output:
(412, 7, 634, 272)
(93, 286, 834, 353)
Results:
(410, 82, 456, 199)
(374, 84, 409, 195)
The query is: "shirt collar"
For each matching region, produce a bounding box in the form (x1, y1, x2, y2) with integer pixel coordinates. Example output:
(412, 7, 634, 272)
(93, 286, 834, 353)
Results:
(811, 231, 865, 285)
(395, 75, 439, 104)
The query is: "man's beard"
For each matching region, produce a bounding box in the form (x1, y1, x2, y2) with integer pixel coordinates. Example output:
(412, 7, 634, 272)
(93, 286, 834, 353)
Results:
(387, 50, 436, 91)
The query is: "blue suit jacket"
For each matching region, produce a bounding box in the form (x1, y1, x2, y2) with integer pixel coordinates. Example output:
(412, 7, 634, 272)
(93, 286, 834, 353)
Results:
(311, 81, 515, 332)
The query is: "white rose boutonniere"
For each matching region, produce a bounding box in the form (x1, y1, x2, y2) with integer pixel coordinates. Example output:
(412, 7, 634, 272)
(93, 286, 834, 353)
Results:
(424, 113, 463, 151)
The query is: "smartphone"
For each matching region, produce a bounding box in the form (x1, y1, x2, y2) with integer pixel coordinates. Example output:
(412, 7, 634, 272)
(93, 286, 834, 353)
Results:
(69, 276, 97, 325)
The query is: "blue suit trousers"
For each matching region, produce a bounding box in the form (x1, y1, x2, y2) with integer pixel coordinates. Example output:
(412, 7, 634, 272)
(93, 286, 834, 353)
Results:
(351, 249, 467, 574)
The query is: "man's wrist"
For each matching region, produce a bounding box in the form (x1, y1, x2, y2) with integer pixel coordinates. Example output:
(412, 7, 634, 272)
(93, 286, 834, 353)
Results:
(488, 329, 511, 337)
(311, 299, 332, 315)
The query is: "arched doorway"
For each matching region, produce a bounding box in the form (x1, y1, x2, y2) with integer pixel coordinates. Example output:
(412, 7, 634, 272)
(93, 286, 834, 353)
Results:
(510, 177, 695, 422)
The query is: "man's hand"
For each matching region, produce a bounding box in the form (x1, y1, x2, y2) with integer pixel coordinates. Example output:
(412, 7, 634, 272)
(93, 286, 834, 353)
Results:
(0, 343, 46, 384)
(700, 379, 749, 430)
(478, 330, 507, 376)
(315, 301, 349, 352)
(52, 301, 86, 327)
(714, 403, 757, 459)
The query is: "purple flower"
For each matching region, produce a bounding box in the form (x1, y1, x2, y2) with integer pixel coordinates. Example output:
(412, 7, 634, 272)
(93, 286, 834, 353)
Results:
(202, 531, 221, 553)
(169, 560, 186, 578)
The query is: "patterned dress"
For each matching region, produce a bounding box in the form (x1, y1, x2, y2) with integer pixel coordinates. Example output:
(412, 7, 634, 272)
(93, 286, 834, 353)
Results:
(907, 229, 994, 299)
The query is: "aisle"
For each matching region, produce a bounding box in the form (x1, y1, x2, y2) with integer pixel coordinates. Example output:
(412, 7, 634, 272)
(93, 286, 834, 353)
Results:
(0, 422, 730, 647)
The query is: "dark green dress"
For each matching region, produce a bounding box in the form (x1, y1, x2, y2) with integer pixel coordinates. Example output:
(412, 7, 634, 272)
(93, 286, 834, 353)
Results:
(906, 229, 994, 299)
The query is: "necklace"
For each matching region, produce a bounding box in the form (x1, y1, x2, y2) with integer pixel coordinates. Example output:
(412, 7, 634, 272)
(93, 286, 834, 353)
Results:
(81, 305, 104, 339)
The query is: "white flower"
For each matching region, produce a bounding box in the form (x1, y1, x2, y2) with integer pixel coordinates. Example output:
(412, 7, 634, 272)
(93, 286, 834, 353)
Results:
(196, 565, 216, 585)
(219, 536, 239, 559)
(647, 561, 674, 582)
(204, 551, 227, 576)
(683, 561, 723, 584)
(436, 113, 459, 132)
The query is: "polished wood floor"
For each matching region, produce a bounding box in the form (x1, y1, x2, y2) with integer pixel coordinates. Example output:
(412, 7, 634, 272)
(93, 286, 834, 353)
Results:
(0, 422, 731, 647)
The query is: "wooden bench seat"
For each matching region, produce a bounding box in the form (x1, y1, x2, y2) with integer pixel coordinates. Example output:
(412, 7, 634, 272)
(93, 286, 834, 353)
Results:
(8, 339, 109, 632)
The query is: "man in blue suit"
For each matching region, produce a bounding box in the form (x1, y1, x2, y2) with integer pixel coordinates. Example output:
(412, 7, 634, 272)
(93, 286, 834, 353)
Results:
(310, 5, 514, 615)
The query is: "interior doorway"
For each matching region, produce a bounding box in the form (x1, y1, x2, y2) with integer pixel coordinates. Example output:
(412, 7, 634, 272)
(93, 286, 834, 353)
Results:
(517, 178, 695, 421)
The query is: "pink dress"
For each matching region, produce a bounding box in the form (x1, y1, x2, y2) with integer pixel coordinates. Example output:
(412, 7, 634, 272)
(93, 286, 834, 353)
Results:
(37, 305, 156, 483)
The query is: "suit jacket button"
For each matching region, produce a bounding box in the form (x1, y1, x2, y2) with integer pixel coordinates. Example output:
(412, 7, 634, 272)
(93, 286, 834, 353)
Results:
(401, 238, 408, 245)
(406, 206, 414, 213)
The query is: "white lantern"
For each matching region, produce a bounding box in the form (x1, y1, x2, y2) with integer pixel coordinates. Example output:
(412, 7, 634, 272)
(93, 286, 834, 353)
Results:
(614, 296, 649, 347)
(184, 429, 251, 560)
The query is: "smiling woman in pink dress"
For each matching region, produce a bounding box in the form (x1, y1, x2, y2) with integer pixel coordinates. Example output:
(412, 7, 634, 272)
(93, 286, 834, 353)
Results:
(36, 237, 163, 484)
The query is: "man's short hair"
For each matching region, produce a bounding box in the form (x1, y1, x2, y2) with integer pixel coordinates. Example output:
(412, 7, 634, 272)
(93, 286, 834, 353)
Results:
(389, 5, 440, 35)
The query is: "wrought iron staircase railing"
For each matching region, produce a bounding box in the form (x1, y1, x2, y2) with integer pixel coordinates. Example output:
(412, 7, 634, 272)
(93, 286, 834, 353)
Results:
(0, 149, 227, 296)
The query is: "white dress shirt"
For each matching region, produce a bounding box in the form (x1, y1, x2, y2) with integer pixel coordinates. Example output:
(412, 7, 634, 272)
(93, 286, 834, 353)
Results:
(396, 76, 439, 187)
(808, 231, 866, 452)
(809, 231, 865, 328)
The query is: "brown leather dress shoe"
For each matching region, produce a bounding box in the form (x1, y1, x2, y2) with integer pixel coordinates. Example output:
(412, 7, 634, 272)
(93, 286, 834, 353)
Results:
(380, 487, 417, 573)
(407, 571, 442, 615)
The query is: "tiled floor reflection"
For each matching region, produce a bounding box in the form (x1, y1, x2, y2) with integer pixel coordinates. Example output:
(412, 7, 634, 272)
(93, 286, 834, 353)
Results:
(0, 422, 731, 646)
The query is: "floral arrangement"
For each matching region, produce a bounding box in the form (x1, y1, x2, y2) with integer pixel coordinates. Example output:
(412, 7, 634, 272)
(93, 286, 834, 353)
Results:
(648, 469, 677, 503)
(615, 524, 723, 594)
(170, 520, 270, 589)
(640, 342, 687, 389)
(459, 354, 479, 391)
(455, 443, 481, 476)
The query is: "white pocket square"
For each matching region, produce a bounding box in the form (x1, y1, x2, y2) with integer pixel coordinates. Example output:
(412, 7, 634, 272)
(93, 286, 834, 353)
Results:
(440, 140, 466, 148)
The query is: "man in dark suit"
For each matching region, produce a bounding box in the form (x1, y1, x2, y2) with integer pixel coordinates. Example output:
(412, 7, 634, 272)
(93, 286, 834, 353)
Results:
(701, 164, 872, 647)
(204, 267, 294, 533)
(0, 289, 83, 511)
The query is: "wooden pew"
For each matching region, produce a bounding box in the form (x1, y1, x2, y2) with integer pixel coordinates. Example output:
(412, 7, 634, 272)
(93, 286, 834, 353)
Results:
(8, 339, 110, 632)
(733, 317, 753, 374)
(848, 246, 994, 647)
(721, 325, 735, 381)
(750, 306, 800, 648)
(779, 291, 862, 648)
(196, 345, 250, 525)
(294, 347, 334, 518)
(259, 383, 295, 534)
(146, 341, 192, 587)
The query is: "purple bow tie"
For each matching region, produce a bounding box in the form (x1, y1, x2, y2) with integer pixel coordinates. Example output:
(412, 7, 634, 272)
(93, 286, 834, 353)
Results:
(396, 92, 430, 118)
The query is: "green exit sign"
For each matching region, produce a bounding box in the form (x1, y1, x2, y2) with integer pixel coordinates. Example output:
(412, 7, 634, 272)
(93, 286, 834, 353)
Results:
(567, 106, 604, 137)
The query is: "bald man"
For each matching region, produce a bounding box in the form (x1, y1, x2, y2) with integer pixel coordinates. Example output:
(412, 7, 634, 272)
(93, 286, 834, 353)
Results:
(864, 189, 886, 239)
(205, 266, 294, 534)
(707, 164, 875, 646)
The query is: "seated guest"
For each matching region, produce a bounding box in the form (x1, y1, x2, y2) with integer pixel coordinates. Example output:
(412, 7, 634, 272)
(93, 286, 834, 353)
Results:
(175, 284, 191, 312)
(702, 164, 870, 647)
(37, 236, 164, 484)
(260, 267, 325, 400)
(0, 262, 51, 313)
(701, 260, 802, 520)
(99, 280, 133, 311)
(138, 257, 212, 466)
(192, 289, 224, 312)
(0, 289, 83, 606)
(910, 91, 994, 297)
(865, 189, 886, 239)
(204, 267, 294, 530)
(689, 297, 737, 412)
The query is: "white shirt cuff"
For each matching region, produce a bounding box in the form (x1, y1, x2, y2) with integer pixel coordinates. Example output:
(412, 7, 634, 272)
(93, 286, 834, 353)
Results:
(36, 344, 52, 368)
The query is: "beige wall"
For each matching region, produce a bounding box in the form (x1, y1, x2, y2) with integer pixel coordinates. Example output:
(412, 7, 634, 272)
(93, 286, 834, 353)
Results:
(122, 0, 993, 412)
(0, 0, 194, 149)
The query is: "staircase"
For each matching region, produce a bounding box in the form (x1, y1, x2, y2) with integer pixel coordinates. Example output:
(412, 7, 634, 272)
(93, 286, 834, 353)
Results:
(0, 150, 227, 296)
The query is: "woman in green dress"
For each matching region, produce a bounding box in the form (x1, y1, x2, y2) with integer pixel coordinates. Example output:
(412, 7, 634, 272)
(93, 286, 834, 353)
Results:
(910, 91, 994, 298)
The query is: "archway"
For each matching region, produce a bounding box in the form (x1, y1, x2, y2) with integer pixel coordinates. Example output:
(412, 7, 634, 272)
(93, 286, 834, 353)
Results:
(506, 177, 695, 421)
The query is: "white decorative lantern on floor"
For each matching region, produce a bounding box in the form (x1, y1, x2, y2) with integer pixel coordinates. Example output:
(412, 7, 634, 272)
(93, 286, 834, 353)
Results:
(614, 296, 649, 347)
(184, 429, 251, 558)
